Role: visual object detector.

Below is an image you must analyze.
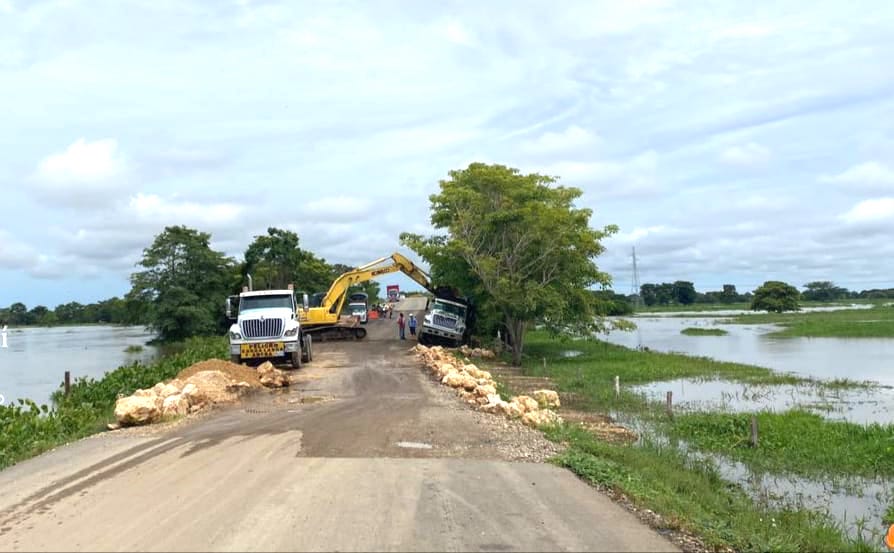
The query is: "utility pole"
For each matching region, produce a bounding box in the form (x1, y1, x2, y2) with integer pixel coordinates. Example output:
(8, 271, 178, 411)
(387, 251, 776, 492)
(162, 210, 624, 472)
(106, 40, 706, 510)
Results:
(631, 247, 642, 311)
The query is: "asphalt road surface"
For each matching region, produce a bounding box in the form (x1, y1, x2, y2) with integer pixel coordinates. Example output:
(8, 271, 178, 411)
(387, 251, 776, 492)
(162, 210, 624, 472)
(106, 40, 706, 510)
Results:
(0, 298, 676, 552)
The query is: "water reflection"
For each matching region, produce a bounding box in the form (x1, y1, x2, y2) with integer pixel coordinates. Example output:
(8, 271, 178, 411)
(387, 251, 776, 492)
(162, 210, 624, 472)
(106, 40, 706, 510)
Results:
(0, 325, 158, 406)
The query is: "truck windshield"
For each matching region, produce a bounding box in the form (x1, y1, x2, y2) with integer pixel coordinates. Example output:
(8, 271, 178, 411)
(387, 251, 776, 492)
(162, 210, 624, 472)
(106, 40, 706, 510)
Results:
(432, 300, 466, 317)
(240, 295, 293, 311)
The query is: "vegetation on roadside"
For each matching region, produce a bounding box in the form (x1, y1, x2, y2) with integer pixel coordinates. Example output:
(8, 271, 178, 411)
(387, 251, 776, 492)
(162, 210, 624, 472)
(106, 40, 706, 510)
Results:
(546, 424, 874, 552)
(729, 305, 894, 338)
(0, 337, 226, 471)
(681, 327, 728, 336)
(124, 344, 144, 353)
(479, 331, 888, 550)
(668, 410, 894, 478)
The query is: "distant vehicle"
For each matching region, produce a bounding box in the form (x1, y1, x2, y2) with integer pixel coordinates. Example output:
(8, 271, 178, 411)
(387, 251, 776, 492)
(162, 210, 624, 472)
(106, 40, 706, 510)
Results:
(349, 302, 368, 324)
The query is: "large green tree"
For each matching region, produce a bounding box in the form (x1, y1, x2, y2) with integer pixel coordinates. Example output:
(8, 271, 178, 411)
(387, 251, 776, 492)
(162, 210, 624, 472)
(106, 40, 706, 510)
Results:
(751, 281, 801, 313)
(672, 281, 697, 305)
(243, 227, 332, 293)
(130, 225, 235, 341)
(401, 162, 617, 365)
(801, 281, 849, 302)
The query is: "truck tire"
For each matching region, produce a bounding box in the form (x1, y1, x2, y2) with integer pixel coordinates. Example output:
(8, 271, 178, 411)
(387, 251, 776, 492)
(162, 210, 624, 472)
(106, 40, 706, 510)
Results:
(301, 335, 311, 364)
(306, 335, 313, 362)
(291, 349, 302, 369)
(230, 354, 241, 365)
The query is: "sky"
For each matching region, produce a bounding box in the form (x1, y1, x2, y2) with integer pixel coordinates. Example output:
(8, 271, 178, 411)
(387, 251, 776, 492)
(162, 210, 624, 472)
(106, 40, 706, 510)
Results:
(1, 0, 893, 308)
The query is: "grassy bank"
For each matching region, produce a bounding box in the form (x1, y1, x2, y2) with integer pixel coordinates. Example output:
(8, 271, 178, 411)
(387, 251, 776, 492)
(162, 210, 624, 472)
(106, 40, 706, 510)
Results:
(0, 336, 226, 471)
(728, 305, 894, 338)
(546, 424, 869, 552)
(681, 327, 728, 336)
(489, 331, 886, 550)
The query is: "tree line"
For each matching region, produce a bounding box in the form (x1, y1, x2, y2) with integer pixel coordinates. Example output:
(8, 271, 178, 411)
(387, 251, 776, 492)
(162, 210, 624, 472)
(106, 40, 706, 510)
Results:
(2, 227, 380, 340)
(635, 280, 891, 307)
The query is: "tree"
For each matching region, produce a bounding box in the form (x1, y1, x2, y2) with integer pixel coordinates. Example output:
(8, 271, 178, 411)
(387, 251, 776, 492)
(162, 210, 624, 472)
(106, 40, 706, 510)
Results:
(131, 225, 235, 341)
(28, 305, 55, 325)
(401, 162, 617, 365)
(8, 302, 29, 325)
(243, 227, 332, 293)
(802, 281, 849, 302)
(720, 284, 739, 303)
(672, 281, 697, 305)
(751, 281, 800, 313)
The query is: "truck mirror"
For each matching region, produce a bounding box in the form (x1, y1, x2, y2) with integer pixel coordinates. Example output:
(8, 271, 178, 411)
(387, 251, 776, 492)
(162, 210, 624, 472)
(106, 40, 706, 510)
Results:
(225, 296, 239, 320)
(302, 293, 310, 310)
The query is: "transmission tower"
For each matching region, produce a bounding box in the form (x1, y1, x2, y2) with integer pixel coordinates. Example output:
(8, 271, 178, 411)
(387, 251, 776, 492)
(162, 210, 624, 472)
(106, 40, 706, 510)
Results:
(631, 246, 642, 310)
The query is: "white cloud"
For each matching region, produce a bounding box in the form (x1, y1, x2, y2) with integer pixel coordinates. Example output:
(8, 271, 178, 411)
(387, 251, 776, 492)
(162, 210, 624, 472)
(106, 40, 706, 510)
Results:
(839, 197, 894, 224)
(719, 143, 770, 167)
(444, 21, 473, 45)
(520, 125, 601, 156)
(128, 193, 242, 227)
(820, 162, 894, 190)
(712, 23, 775, 39)
(31, 138, 130, 207)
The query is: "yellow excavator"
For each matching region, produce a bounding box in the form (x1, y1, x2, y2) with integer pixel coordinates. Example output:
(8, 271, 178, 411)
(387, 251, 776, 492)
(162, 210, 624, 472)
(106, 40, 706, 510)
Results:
(297, 252, 435, 340)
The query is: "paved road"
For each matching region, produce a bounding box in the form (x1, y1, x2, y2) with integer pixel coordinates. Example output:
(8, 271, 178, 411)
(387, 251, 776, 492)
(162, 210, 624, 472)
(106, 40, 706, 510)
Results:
(0, 299, 676, 552)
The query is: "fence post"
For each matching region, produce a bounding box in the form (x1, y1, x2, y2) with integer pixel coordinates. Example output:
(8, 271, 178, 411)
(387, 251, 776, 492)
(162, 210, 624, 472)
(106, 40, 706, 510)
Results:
(750, 415, 759, 447)
(64, 371, 71, 397)
(666, 390, 673, 417)
(614, 376, 620, 398)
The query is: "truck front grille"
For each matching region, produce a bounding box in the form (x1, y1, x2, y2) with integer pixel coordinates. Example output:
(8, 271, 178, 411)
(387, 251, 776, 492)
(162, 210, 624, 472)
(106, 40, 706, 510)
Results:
(432, 314, 458, 329)
(241, 319, 283, 339)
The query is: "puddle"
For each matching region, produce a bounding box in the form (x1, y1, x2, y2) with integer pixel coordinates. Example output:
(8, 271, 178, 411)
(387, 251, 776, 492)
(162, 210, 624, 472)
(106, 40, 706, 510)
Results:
(396, 441, 433, 449)
(612, 413, 894, 543)
(632, 379, 894, 425)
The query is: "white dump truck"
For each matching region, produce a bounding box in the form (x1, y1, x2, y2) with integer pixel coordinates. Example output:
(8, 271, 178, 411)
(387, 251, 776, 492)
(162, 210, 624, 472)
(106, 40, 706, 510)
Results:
(225, 284, 312, 369)
(419, 296, 469, 347)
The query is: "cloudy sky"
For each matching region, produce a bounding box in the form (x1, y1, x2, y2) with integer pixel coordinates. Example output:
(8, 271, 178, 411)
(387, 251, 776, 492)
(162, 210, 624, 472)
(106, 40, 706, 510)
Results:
(2, 0, 893, 308)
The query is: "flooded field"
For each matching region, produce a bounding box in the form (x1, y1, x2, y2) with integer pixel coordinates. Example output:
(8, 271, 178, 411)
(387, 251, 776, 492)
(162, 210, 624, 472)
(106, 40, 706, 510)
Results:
(0, 325, 158, 406)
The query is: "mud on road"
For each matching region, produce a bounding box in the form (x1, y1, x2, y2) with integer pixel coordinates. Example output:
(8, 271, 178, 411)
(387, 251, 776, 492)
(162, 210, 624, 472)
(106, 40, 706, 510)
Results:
(0, 308, 676, 552)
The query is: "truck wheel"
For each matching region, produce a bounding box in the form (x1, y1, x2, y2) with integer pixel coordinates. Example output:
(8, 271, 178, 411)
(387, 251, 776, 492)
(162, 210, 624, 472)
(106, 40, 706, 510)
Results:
(301, 336, 311, 364)
(354, 327, 367, 340)
(306, 335, 313, 362)
(230, 354, 241, 365)
(291, 350, 302, 369)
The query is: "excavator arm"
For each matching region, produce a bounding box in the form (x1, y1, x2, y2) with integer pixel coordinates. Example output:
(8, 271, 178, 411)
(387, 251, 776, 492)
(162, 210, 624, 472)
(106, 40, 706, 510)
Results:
(299, 253, 434, 327)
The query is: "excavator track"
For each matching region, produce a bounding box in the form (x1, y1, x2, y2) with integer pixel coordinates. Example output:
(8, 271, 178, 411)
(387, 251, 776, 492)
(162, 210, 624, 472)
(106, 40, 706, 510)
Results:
(305, 324, 367, 342)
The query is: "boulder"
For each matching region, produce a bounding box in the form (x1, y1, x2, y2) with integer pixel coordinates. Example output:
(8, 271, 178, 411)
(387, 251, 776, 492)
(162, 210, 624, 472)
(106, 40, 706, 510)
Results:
(114, 395, 161, 426)
(511, 395, 540, 414)
(183, 370, 240, 404)
(180, 382, 200, 405)
(522, 409, 562, 428)
(474, 384, 497, 397)
(442, 370, 465, 388)
(256, 361, 289, 388)
(459, 375, 478, 391)
(153, 381, 183, 400)
(501, 401, 524, 418)
(532, 389, 561, 409)
(161, 394, 189, 417)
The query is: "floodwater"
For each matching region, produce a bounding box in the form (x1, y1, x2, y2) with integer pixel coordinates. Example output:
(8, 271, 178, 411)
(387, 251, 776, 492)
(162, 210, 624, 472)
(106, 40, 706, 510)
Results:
(634, 379, 893, 425)
(603, 315, 894, 386)
(617, 414, 894, 545)
(0, 325, 158, 406)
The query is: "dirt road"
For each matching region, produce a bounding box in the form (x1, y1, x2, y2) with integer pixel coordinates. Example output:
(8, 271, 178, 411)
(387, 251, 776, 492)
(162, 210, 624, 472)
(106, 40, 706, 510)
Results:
(0, 299, 676, 552)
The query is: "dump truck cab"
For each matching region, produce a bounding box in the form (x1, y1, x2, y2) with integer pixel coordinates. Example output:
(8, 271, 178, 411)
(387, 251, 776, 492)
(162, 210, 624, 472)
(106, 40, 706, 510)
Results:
(226, 286, 312, 369)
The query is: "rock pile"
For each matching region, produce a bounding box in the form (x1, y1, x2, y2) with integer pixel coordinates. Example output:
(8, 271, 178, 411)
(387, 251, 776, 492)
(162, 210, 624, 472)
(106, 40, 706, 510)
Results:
(413, 344, 562, 429)
(113, 358, 291, 427)
(114, 371, 250, 427)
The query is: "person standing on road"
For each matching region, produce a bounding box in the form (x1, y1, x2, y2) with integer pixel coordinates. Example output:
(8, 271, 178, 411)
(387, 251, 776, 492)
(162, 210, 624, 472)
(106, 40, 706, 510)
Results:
(397, 313, 406, 339)
(408, 313, 417, 337)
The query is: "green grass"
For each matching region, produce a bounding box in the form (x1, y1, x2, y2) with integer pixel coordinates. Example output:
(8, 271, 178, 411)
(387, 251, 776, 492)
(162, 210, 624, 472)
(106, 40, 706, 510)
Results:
(667, 410, 894, 478)
(681, 327, 729, 336)
(545, 424, 873, 552)
(0, 336, 226, 471)
(123, 344, 144, 353)
(728, 305, 894, 338)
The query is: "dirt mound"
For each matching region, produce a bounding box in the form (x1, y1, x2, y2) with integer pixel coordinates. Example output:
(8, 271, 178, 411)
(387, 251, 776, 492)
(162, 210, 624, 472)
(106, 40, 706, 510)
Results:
(177, 359, 265, 388)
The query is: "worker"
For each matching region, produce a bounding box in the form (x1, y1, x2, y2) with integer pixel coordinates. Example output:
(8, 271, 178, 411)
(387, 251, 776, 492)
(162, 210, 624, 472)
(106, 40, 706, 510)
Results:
(408, 313, 417, 336)
(388, 304, 393, 319)
(397, 312, 406, 340)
